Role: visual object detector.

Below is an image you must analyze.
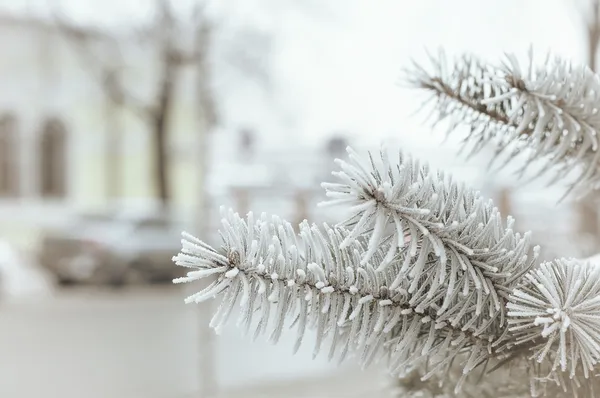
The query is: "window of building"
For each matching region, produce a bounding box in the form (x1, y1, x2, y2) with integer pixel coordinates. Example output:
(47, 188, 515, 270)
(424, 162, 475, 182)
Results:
(39, 117, 67, 198)
(0, 114, 19, 197)
(231, 187, 250, 216)
(326, 135, 349, 157)
(238, 128, 255, 158)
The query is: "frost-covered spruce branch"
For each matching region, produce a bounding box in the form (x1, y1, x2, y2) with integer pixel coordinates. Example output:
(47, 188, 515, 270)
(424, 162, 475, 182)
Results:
(173, 208, 506, 378)
(174, 209, 442, 365)
(408, 50, 600, 196)
(172, 147, 548, 395)
(404, 51, 514, 149)
(507, 258, 600, 397)
(320, 147, 540, 350)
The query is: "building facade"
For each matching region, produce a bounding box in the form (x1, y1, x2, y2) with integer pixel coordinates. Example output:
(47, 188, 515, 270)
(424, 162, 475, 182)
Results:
(0, 15, 204, 248)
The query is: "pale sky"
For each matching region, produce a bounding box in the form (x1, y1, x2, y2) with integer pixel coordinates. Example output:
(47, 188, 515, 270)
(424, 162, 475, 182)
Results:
(0, 0, 590, 147)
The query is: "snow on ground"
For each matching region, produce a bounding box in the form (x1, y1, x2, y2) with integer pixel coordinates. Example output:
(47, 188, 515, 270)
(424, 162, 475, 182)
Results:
(0, 286, 387, 398)
(0, 240, 53, 301)
(214, 367, 388, 398)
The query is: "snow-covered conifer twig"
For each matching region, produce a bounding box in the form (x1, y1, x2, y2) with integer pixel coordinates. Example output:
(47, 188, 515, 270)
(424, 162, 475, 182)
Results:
(174, 209, 407, 362)
(507, 258, 600, 397)
(407, 49, 600, 198)
(174, 208, 498, 376)
(167, 34, 600, 392)
(319, 147, 540, 346)
(173, 147, 548, 394)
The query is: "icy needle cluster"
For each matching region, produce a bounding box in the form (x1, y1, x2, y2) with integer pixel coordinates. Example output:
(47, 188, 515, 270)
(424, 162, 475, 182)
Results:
(320, 148, 539, 344)
(172, 140, 600, 396)
(408, 50, 600, 197)
(508, 259, 600, 396)
(172, 146, 569, 395)
(174, 210, 411, 364)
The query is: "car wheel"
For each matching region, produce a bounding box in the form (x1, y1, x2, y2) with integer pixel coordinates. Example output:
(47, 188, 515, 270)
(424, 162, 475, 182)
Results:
(56, 276, 75, 287)
(150, 273, 173, 284)
(92, 265, 126, 289)
(106, 273, 126, 288)
(125, 266, 147, 285)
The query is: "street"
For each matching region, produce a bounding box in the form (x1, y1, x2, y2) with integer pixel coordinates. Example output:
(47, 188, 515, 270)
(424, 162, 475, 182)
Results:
(0, 285, 384, 398)
(0, 286, 200, 398)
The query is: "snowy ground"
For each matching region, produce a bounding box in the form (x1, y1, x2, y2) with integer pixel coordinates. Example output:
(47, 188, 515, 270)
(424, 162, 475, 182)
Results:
(0, 284, 387, 398)
(0, 241, 53, 302)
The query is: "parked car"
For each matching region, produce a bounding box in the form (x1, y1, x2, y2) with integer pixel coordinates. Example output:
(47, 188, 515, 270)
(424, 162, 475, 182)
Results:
(37, 211, 186, 287)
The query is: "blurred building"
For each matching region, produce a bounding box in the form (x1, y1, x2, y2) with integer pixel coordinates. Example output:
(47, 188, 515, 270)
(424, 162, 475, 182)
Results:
(0, 14, 203, 249)
(204, 128, 351, 241)
(0, 12, 354, 254)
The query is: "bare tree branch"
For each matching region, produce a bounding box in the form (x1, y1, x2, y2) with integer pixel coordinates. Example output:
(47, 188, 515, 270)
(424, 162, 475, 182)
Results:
(587, 0, 600, 71)
(193, 12, 218, 129)
(50, 6, 153, 119)
(49, 0, 217, 209)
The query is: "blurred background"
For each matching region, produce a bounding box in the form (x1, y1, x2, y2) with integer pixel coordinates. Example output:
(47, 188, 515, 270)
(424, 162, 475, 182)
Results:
(0, 0, 598, 397)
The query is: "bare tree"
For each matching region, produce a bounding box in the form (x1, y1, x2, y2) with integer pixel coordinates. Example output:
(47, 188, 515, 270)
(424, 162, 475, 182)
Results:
(53, 0, 216, 212)
(585, 0, 600, 70)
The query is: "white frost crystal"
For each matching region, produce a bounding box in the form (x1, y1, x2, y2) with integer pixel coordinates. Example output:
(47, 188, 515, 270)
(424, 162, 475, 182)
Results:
(172, 147, 559, 395)
(508, 259, 600, 379)
(409, 50, 600, 198)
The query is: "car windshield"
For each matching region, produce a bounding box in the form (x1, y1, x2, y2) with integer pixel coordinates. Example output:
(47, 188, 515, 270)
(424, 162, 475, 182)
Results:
(76, 213, 115, 224)
(71, 213, 131, 238)
(68, 211, 180, 239)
